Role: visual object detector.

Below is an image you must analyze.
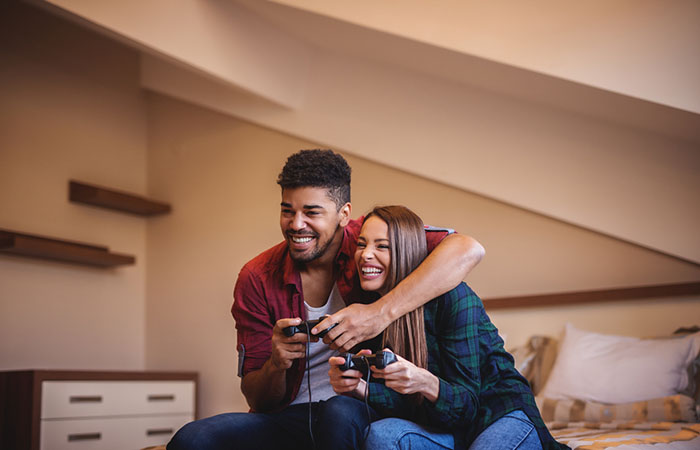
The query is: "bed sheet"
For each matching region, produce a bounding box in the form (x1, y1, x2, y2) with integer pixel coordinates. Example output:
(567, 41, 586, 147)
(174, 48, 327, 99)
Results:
(549, 421, 700, 450)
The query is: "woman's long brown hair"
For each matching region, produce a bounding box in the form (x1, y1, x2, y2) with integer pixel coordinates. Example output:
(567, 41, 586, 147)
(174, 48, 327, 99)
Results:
(363, 206, 429, 373)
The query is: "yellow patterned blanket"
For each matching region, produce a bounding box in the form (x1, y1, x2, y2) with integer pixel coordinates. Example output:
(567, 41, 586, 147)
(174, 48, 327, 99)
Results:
(549, 421, 700, 450)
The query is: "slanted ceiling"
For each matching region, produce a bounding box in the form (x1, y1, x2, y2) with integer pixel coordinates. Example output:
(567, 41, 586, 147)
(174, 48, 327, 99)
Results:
(33, 0, 700, 264)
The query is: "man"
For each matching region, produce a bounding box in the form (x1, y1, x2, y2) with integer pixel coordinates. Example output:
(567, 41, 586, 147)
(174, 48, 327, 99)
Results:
(168, 149, 484, 450)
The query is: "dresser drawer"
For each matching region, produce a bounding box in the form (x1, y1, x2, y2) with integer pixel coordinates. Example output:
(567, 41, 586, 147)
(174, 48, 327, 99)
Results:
(42, 381, 195, 418)
(40, 414, 192, 450)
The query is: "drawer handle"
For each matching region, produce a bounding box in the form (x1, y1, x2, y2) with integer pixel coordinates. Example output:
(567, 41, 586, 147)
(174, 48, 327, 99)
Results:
(148, 394, 175, 402)
(147, 428, 174, 436)
(69, 395, 102, 403)
(68, 432, 102, 442)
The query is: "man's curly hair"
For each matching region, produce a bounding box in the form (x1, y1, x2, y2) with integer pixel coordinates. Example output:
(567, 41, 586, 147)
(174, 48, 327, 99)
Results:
(277, 149, 351, 210)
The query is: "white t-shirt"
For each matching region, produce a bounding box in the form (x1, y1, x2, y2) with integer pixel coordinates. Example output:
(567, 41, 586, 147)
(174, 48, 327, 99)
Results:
(290, 284, 345, 404)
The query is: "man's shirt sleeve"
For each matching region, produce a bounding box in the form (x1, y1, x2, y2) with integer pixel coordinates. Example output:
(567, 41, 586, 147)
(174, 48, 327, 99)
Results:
(425, 226, 453, 252)
(232, 265, 274, 377)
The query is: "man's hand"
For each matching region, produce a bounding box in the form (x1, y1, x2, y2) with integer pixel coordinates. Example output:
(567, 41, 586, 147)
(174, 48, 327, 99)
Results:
(371, 351, 440, 403)
(313, 303, 388, 352)
(328, 349, 372, 398)
(270, 317, 315, 370)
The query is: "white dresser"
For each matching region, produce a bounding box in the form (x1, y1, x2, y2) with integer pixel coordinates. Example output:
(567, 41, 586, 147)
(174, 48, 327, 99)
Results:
(0, 370, 197, 450)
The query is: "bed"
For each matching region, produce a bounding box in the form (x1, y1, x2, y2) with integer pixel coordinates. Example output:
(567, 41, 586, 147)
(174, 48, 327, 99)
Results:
(511, 324, 700, 449)
(146, 324, 700, 450)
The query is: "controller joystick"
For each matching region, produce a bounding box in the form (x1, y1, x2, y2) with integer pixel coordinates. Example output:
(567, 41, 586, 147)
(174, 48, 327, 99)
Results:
(282, 315, 337, 338)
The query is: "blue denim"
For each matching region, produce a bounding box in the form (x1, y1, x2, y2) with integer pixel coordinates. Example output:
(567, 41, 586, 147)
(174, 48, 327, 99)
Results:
(469, 410, 542, 450)
(364, 410, 542, 450)
(364, 418, 455, 449)
(167, 396, 376, 450)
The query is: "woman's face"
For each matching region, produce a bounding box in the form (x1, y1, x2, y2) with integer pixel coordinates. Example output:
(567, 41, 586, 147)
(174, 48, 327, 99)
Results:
(355, 216, 391, 294)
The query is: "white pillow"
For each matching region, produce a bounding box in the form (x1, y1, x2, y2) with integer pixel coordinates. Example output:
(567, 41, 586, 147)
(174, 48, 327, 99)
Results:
(540, 323, 700, 404)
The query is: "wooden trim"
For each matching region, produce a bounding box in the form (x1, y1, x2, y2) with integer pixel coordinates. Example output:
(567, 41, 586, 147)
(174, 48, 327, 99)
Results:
(0, 229, 135, 267)
(483, 281, 700, 310)
(69, 180, 171, 216)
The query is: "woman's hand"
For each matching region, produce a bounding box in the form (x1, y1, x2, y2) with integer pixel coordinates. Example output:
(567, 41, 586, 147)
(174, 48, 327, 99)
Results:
(328, 349, 372, 399)
(371, 351, 441, 403)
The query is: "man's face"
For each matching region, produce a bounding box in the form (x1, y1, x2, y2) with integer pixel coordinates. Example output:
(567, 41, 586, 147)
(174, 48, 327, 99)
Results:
(280, 187, 350, 264)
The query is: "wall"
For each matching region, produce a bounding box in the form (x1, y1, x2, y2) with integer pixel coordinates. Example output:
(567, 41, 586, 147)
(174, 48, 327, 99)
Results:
(3, 2, 699, 419)
(269, 0, 700, 113)
(0, 3, 148, 371)
(145, 94, 700, 417)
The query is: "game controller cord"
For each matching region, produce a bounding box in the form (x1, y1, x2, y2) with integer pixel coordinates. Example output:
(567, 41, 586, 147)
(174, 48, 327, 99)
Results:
(306, 331, 316, 450)
(361, 356, 373, 447)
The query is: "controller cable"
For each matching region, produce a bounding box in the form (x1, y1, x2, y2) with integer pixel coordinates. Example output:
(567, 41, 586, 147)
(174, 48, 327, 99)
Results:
(361, 356, 373, 447)
(306, 330, 316, 449)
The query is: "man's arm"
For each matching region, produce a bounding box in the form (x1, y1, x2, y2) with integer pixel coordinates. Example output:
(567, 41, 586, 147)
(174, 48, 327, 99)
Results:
(241, 318, 307, 412)
(316, 233, 484, 351)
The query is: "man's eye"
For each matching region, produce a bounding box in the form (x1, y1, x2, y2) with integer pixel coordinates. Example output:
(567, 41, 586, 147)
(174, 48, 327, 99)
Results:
(306, 211, 319, 216)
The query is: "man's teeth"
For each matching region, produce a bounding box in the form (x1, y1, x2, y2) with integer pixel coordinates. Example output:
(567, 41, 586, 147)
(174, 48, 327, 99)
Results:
(292, 236, 313, 243)
(362, 267, 383, 274)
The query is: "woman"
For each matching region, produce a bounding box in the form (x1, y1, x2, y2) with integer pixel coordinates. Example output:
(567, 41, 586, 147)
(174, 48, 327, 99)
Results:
(328, 206, 567, 450)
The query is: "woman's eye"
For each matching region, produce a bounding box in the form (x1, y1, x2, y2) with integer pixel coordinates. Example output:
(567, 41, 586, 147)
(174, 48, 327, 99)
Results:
(378, 245, 390, 250)
(357, 242, 366, 248)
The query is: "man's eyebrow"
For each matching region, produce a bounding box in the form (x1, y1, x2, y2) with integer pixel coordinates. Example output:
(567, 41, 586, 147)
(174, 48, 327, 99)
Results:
(279, 202, 325, 210)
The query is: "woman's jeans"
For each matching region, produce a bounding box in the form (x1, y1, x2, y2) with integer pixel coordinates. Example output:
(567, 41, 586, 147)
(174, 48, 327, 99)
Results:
(365, 409, 543, 450)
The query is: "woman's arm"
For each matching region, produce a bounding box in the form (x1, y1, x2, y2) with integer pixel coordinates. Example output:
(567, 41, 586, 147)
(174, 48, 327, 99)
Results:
(366, 283, 485, 429)
(318, 233, 484, 351)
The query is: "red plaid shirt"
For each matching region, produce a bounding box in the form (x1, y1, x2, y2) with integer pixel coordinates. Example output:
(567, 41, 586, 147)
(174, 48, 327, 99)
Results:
(231, 217, 449, 410)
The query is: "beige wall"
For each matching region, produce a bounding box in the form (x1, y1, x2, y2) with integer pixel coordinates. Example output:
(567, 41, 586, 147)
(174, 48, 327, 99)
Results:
(270, 0, 700, 113)
(34, 0, 700, 263)
(2, 3, 699, 420)
(145, 94, 700, 417)
(0, 3, 148, 371)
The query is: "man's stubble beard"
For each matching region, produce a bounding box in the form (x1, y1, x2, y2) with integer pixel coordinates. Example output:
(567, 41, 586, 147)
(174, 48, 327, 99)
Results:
(288, 223, 342, 264)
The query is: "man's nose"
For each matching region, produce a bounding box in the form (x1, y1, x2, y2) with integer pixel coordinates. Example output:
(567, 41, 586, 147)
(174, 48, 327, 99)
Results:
(291, 212, 306, 230)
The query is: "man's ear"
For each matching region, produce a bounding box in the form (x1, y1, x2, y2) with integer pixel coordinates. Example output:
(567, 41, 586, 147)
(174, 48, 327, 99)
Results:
(338, 202, 351, 227)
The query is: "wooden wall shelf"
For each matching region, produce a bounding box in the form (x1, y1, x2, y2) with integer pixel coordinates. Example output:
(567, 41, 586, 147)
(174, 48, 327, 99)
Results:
(0, 229, 135, 267)
(482, 281, 700, 310)
(69, 180, 171, 216)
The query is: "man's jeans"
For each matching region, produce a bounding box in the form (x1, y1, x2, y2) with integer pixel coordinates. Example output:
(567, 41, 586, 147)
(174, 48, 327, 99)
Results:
(365, 410, 543, 450)
(166, 395, 376, 450)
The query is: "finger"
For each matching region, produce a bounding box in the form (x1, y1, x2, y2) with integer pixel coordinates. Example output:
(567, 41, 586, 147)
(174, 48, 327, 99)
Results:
(322, 320, 346, 345)
(338, 369, 363, 379)
(311, 315, 337, 336)
(276, 317, 302, 329)
(329, 333, 352, 352)
(285, 333, 312, 344)
(338, 336, 359, 353)
(328, 356, 346, 366)
(356, 349, 373, 356)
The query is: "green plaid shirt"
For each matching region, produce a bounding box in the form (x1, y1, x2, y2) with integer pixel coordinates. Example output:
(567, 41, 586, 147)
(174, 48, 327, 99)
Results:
(367, 282, 568, 449)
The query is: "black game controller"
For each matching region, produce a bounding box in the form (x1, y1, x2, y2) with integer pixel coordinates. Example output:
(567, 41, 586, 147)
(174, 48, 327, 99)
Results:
(339, 350, 398, 378)
(283, 315, 337, 338)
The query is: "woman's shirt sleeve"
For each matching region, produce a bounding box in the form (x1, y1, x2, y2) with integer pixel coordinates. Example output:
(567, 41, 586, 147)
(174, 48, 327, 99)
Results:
(367, 283, 484, 429)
